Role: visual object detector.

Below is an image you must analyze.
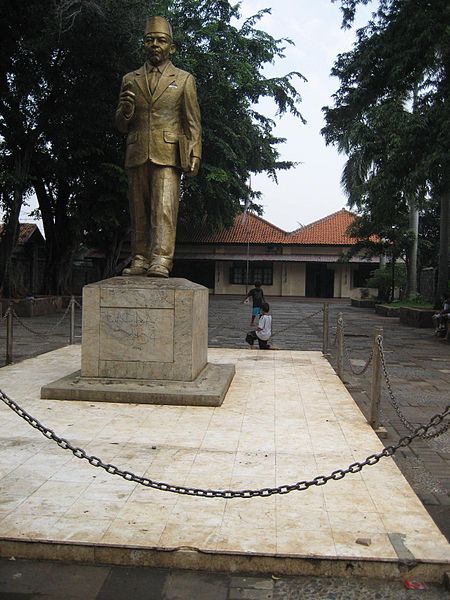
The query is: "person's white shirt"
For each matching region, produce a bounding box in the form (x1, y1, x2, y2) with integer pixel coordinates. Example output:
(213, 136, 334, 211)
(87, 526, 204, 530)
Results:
(256, 314, 272, 341)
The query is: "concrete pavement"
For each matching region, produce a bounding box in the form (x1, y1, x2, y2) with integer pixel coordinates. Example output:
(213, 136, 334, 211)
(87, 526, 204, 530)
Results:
(1, 558, 448, 599)
(0, 295, 449, 599)
(208, 296, 450, 542)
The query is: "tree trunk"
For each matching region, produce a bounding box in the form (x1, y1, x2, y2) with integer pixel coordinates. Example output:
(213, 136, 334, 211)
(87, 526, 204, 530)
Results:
(406, 201, 419, 299)
(34, 174, 76, 295)
(435, 186, 450, 307)
(0, 147, 34, 297)
(0, 195, 21, 298)
(34, 176, 58, 294)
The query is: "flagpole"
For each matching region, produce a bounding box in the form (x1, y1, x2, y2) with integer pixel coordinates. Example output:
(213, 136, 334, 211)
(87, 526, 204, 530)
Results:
(242, 176, 251, 294)
(246, 238, 250, 294)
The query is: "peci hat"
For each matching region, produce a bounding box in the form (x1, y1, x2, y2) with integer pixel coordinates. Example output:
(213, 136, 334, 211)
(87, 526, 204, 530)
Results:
(144, 16, 173, 39)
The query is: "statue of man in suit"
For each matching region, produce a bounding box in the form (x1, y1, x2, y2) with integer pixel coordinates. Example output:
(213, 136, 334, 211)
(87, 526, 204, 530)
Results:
(115, 16, 202, 277)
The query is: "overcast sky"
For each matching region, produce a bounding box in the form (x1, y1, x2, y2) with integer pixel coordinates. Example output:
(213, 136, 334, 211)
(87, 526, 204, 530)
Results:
(239, 0, 374, 230)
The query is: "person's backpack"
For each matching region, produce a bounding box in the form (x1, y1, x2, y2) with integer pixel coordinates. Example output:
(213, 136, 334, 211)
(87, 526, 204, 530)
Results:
(245, 332, 254, 344)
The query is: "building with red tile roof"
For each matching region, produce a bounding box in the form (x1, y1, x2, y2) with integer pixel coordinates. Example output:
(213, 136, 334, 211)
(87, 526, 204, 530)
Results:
(0, 223, 46, 296)
(174, 209, 379, 297)
(0, 222, 41, 246)
(177, 208, 360, 246)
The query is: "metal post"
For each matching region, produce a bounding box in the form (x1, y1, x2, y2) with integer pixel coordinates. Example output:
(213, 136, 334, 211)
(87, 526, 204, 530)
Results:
(322, 302, 329, 356)
(370, 327, 383, 429)
(336, 312, 344, 380)
(245, 239, 250, 294)
(69, 296, 75, 345)
(6, 304, 13, 365)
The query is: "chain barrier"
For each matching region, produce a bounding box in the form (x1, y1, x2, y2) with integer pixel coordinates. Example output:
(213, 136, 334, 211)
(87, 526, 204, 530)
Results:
(212, 307, 323, 339)
(1, 387, 449, 498)
(342, 338, 374, 376)
(332, 317, 448, 439)
(272, 307, 323, 338)
(376, 337, 449, 440)
(10, 301, 74, 338)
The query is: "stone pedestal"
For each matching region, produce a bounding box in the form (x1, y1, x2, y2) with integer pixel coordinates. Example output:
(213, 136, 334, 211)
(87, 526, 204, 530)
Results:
(81, 276, 208, 381)
(41, 277, 234, 406)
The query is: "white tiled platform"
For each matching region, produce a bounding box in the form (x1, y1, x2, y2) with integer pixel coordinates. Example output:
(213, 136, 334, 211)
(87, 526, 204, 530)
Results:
(1, 347, 449, 580)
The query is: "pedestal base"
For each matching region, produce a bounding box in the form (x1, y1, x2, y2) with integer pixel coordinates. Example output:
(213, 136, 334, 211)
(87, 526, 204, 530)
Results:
(40, 276, 235, 405)
(80, 276, 209, 382)
(40, 362, 235, 407)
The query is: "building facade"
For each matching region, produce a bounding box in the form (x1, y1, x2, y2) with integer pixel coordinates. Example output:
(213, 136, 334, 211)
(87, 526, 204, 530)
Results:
(174, 209, 379, 298)
(1, 223, 46, 297)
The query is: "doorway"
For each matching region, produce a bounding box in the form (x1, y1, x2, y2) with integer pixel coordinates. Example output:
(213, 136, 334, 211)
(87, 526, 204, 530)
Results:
(305, 264, 334, 298)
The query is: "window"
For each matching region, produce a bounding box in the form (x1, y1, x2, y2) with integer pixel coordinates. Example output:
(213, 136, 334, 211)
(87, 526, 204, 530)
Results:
(229, 262, 246, 285)
(229, 261, 273, 285)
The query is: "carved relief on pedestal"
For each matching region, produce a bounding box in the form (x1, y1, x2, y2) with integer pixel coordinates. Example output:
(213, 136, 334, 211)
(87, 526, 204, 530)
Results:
(99, 307, 174, 362)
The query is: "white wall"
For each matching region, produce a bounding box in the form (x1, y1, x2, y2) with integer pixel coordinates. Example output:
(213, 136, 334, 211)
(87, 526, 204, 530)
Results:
(281, 263, 306, 296)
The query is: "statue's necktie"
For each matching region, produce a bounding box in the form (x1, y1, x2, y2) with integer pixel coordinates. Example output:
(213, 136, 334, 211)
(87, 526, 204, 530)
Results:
(149, 67, 159, 95)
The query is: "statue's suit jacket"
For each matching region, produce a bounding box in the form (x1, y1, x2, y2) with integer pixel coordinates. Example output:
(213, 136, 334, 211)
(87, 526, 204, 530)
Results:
(115, 61, 202, 171)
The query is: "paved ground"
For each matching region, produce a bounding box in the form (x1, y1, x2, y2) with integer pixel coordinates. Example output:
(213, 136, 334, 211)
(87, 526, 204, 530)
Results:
(0, 558, 448, 600)
(209, 296, 450, 542)
(0, 295, 449, 599)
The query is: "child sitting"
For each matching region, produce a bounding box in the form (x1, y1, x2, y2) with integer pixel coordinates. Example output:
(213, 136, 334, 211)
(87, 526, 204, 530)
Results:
(245, 302, 272, 349)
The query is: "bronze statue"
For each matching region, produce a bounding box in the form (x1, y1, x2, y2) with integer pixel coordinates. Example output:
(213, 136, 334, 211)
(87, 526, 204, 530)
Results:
(115, 16, 202, 277)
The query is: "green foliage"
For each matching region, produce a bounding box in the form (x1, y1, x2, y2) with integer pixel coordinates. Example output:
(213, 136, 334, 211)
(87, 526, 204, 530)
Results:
(366, 263, 407, 302)
(149, 0, 306, 228)
(418, 198, 441, 269)
(324, 0, 450, 303)
(388, 297, 432, 308)
(0, 0, 305, 291)
(331, 0, 373, 29)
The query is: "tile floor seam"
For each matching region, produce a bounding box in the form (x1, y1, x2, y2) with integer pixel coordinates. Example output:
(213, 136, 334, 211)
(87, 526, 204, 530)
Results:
(1, 343, 450, 567)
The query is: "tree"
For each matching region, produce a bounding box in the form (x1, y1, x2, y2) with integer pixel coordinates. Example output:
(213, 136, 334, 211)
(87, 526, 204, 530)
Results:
(366, 263, 407, 303)
(0, 0, 54, 296)
(324, 0, 450, 305)
(324, 94, 426, 298)
(0, 0, 128, 293)
(0, 0, 305, 294)
(29, 0, 143, 290)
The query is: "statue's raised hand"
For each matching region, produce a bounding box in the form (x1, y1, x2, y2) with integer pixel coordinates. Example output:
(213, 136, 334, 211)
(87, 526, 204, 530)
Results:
(120, 81, 135, 119)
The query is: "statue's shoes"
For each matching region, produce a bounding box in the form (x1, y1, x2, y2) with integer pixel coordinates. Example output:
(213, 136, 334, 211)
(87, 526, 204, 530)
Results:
(122, 254, 149, 276)
(147, 264, 169, 278)
(122, 265, 148, 276)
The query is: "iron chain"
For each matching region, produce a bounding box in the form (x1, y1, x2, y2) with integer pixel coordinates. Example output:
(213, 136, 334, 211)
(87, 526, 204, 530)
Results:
(10, 301, 74, 337)
(1, 387, 449, 498)
(377, 337, 449, 439)
(273, 308, 323, 337)
(342, 339, 374, 376)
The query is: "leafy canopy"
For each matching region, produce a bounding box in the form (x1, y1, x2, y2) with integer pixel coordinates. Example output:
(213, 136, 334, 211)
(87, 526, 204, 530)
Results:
(0, 0, 306, 292)
(323, 0, 449, 286)
(147, 0, 306, 228)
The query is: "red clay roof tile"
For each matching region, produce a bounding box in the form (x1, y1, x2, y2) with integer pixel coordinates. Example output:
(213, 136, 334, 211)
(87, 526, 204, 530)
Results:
(0, 223, 40, 245)
(177, 208, 358, 246)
